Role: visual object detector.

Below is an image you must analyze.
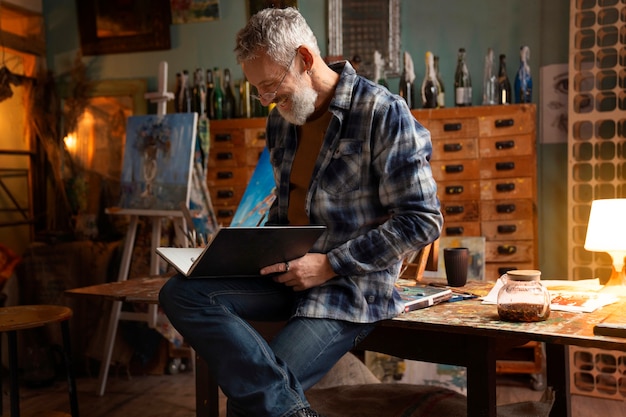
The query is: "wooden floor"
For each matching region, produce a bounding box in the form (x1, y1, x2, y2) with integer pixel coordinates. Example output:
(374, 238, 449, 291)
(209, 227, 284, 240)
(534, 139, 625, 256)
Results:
(5, 370, 626, 417)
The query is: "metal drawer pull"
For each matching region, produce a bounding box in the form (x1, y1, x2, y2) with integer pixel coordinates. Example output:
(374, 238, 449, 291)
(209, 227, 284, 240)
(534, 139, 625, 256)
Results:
(496, 183, 515, 192)
(217, 190, 234, 198)
(496, 203, 516, 213)
(217, 209, 234, 217)
(495, 118, 514, 128)
(217, 152, 233, 160)
(495, 140, 515, 150)
(445, 186, 464, 194)
(445, 205, 465, 214)
(215, 133, 232, 142)
(443, 143, 462, 152)
(217, 171, 233, 179)
(498, 225, 517, 234)
(443, 122, 462, 131)
(497, 245, 517, 255)
(446, 226, 464, 235)
(445, 164, 464, 173)
(257, 131, 266, 139)
(498, 267, 517, 275)
(496, 162, 515, 171)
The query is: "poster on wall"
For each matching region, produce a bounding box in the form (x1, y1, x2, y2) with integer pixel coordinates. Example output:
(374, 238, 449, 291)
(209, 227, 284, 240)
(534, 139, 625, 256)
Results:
(540, 63, 568, 144)
(119, 113, 198, 211)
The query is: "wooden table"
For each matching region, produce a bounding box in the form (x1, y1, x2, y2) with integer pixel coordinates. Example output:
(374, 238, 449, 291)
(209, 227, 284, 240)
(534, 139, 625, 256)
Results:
(68, 279, 626, 417)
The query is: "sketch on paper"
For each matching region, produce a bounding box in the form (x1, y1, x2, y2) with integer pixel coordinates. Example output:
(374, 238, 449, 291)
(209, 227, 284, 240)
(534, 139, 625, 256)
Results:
(119, 113, 198, 211)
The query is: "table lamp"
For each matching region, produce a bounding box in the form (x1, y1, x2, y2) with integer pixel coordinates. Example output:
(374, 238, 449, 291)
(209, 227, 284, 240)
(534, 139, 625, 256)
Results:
(584, 198, 626, 287)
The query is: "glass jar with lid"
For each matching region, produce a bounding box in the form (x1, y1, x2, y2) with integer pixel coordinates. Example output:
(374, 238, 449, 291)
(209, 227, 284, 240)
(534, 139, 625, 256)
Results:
(497, 270, 551, 322)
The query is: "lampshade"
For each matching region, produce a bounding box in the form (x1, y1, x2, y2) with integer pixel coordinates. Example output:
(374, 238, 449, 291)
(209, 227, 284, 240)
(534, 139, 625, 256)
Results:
(584, 199, 626, 253)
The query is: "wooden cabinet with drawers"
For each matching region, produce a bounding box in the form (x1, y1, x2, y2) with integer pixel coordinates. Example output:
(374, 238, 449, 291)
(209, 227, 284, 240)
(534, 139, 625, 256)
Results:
(413, 104, 537, 281)
(207, 117, 267, 225)
(207, 105, 537, 281)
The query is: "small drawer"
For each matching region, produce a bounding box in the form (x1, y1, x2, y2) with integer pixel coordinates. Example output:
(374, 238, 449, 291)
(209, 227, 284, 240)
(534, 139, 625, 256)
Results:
(441, 200, 480, 222)
(481, 219, 535, 240)
(437, 180, 482, 201)
(426, 117, 479, 139)
(485, 262, 536, 281)
(485, 240, 535, 263)
(479, 155, 535, 179)
(431, 159, 480, 182)
(478, 107, 535, 137)
(209, 185, 247, 206)
(441, 221, 481, 237)
(480, 199, 535, 221)
(206, 167, 252, 186)
(208, 147, 248, 167)
(246, 146, 266, 166)
(214, 206, 237, 226)
(431, 137, 479, 161)
(211, 129, 246, 149)
(478, 134, 534, 158)
(480, 177, 534, 200)
(244, 127, 267, 147)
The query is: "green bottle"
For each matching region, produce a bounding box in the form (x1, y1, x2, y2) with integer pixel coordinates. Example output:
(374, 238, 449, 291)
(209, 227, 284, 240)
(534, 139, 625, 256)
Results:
(212, 67, 224, 120)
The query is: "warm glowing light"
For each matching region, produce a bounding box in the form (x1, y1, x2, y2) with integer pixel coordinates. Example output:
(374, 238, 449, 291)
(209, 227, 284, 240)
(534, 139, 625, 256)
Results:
(64, 132, 77, 154)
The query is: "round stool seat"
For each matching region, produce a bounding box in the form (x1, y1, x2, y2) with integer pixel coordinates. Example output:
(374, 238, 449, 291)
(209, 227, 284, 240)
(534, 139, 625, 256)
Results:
(0, 305, 72, 332)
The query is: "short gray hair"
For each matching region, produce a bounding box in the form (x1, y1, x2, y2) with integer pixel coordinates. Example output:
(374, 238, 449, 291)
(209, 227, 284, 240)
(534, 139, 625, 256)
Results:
(234, 7, 320, 67)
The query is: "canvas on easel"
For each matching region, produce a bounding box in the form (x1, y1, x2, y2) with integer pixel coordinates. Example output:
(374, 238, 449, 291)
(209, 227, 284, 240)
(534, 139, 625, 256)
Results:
(119, 113, 198, 210)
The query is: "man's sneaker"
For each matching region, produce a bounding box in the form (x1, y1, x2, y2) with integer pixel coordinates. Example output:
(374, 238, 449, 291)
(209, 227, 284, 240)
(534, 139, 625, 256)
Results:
(289, 407, 325, 417)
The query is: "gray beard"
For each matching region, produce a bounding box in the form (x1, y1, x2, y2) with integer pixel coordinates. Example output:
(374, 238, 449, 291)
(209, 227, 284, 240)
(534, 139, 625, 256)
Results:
(278, 83, 317, 125)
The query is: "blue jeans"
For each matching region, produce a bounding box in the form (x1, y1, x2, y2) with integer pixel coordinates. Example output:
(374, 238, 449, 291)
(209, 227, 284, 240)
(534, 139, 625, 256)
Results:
(159, 274, 375, 417)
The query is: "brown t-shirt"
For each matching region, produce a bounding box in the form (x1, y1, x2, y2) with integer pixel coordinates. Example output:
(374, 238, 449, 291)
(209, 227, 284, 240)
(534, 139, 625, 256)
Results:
(288, 112, 332, 225)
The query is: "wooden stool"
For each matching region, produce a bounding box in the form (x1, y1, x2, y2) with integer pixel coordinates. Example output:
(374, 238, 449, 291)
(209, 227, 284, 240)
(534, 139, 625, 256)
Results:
(0, 305, 79, 417)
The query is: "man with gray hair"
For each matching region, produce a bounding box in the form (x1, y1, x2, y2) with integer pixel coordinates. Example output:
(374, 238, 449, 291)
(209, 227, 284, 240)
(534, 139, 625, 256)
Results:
(160, 7, 442, 417)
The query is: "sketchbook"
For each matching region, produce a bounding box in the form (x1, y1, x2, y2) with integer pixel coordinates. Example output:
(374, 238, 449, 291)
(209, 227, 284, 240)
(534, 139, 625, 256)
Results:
(156, 226, 326, 278)
(396, 281, 453, 312)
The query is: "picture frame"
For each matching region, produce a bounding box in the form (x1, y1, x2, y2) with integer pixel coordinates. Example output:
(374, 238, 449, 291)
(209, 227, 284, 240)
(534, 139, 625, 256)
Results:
(76, 0, 172, 56)
(247, 0, 298, 18)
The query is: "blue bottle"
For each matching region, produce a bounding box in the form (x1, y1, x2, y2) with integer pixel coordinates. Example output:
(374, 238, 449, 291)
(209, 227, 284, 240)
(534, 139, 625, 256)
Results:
(514, 46, 532, 103)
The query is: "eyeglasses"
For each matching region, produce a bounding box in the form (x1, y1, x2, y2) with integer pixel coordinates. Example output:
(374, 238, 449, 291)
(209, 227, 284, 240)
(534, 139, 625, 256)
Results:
(250, 52, 297, 104)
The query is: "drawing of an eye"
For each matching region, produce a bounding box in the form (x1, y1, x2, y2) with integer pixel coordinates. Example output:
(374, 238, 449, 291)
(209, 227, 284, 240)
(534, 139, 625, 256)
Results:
(553, 72, 569, 95)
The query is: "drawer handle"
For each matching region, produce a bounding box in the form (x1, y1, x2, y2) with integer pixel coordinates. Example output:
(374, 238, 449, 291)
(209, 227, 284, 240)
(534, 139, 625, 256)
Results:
(445, 205, 464, 214)
(257, 131, 266, 139)
(445, 185, 464, 195)
(215, 133, 232, 142)
(495, 140, 515, 150)
(445, 164, 464, 173)
(217, 171, 233, 179)
(217, 190, 234, 198)
(217, 152, 233, 160)
(495, 118, 514, 128)
(496, 183, 515, 192)
(498, 267, 517, 275)
(217, 209, 234, 217)
(443, 143, 462, 152)
(446, 226, 464, 235)
(496, 162, 515, 171)
(496, 203, 516, 213)
(498, 225, 517, 234)
(498, 245, 517, 255)
(443, 123, 462, 132)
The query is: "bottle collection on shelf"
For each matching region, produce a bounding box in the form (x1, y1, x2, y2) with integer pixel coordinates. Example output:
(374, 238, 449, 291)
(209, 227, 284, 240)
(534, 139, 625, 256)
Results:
(174, 66, 269, 119)
(395, 45, 531, 110)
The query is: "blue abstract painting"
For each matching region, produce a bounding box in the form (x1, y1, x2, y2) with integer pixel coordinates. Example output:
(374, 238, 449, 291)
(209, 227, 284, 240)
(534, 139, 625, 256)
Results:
(119, 113, 198, 211)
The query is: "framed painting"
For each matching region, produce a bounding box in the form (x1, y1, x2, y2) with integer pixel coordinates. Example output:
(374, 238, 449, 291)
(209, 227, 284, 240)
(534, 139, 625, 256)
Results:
(119, 113, 198, 211)
(170, 0, 220, 24)
(76, 0, 172, 55)
(247, 0, 297, 18)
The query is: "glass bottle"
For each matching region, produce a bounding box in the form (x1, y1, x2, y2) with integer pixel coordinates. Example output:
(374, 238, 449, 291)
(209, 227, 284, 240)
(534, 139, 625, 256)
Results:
(399, 51, 416, 109)
(240, 76, 252, 118)
(180, 70, 192, 112)
(497, 270, 551, 322)
(454, 48, 472, 106)
(434, 55, 445, 108)
(223, 68, 237, 119)
(514, 46, 532, 103)
(192, 68, 206, 115)
(205, 69, 214, 119)
(482, 48, 497, 105)
(174, 72, 182, 113)
(211, 67, 224, 120)
(497, 54, 512, 105)
(421, 51, 440, 109)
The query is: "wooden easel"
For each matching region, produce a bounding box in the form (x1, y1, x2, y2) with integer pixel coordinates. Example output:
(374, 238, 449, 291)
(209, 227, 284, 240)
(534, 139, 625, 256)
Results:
(97, 62, 177, 396)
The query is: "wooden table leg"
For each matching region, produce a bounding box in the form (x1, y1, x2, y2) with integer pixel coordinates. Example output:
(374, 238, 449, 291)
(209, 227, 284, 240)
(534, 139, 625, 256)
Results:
(465, 335, 498, 417)
(546, 343, 571, 417)
(195, 354, 219, 417)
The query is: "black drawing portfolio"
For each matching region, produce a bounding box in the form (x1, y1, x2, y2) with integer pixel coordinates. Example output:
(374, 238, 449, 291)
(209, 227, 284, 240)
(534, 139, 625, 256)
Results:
(156, 226, 326, 278)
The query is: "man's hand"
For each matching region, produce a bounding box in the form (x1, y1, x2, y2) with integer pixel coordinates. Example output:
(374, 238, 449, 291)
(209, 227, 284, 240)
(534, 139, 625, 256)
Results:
(260, 253, 336, 291)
